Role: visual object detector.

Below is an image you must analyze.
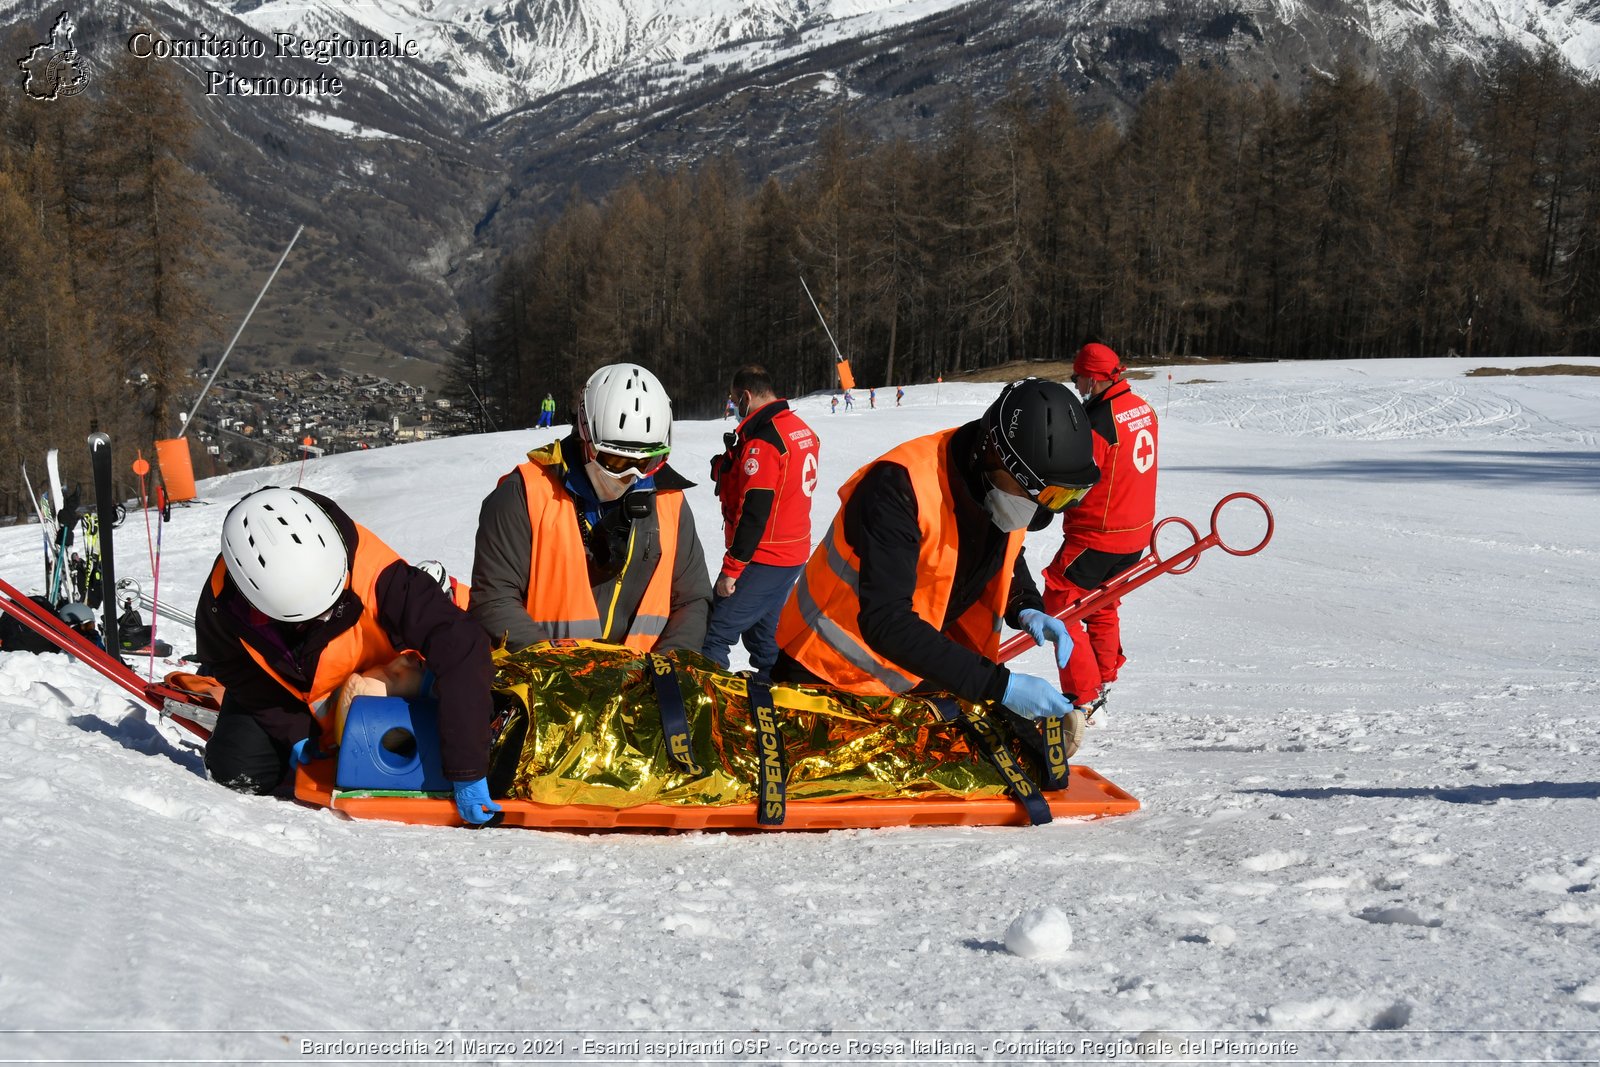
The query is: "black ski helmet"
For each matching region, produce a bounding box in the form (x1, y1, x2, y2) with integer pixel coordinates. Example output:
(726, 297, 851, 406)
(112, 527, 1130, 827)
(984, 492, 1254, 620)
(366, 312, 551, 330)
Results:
(982, 378, 1099, 499)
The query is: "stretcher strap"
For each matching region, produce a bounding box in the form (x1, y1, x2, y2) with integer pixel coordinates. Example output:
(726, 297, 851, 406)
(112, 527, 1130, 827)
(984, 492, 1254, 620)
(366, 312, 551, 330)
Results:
(748, 678, 787, 827)
(994, 707, 1070, 790)
(930, 698, 1052, 825)
(647, 653, 701, 775)
(769, 685, 842, 715)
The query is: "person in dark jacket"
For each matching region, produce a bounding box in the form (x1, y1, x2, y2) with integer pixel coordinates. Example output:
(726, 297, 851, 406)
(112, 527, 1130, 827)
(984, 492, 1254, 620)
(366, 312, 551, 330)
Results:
(773, 379, 1101, 752)
(702, 364, 820, 679)
(470, 363, 712, 655)
(197, 487, 500, 825)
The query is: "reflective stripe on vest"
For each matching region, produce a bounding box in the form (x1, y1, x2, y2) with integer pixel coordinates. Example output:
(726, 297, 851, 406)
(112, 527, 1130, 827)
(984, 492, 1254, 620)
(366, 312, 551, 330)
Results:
(776, 428, 1022, 695)
(515, 458, 681, 653)
(208, 523, 403, 742)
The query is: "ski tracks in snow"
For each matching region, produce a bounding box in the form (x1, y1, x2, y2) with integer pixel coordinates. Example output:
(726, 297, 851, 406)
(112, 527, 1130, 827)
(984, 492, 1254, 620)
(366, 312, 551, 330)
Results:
(1063, 697, 1600, 1051)
(1174, 375, 1597, 445)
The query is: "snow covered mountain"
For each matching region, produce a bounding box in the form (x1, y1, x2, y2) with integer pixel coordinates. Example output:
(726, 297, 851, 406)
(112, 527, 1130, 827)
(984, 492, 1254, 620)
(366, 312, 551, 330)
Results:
(101, 0, 1600, 120)
(216, 0, 979, 114)
(201, 0, 1600, 121)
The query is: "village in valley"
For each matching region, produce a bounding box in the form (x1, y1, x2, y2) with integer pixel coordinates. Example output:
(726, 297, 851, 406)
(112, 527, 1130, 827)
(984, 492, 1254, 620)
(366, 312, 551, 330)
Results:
(181, 367, 466, 474)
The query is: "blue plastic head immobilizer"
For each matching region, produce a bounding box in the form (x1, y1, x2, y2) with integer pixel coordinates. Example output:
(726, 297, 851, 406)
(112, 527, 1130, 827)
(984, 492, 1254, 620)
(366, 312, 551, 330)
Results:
(335, 695, 452, 793)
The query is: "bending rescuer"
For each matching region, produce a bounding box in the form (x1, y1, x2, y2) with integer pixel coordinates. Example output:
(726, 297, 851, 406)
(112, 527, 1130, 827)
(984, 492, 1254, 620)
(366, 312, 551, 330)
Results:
(197, 487, 502, 825)
(773, 378, 1103, 754)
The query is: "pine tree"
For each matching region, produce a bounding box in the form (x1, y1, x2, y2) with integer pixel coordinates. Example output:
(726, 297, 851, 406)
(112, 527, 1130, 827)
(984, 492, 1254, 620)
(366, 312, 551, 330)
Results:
(858, 137, 928, 387)
(0, 168, 90, 517)
(745, 177, 803, 381)
(82, 52, 213, 445)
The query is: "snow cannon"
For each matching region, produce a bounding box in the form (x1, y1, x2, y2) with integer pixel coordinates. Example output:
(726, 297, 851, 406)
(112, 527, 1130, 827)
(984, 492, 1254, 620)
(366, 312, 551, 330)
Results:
(335, 695, 452, 793)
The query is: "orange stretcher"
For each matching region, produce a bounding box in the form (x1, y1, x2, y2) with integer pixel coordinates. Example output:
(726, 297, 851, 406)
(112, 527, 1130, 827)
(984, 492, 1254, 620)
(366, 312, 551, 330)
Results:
(294, 758, 1139, 831)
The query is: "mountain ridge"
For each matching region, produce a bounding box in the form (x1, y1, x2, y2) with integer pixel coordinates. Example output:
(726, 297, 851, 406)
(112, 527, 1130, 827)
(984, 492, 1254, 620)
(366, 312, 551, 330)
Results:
(5, 0, 1596, 385)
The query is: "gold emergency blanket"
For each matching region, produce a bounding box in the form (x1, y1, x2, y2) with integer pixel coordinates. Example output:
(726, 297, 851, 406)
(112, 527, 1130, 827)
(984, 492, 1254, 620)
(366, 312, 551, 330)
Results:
(487, 644, 1020, 808)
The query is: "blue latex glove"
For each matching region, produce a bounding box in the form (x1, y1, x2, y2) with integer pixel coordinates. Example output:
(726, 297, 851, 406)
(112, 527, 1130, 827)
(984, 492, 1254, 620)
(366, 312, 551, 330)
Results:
(1001, 673, 1077, 721)
(452, 777, 504, 826)
(288, 737, 324, 767)
(1017, 608, 1073, 669)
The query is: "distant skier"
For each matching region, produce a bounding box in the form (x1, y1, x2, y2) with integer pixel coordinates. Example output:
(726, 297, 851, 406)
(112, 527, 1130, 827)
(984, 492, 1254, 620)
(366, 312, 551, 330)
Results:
(197, 487, 502, 825)
(537, 393, 556, 428)
(843, 390, 854, 411)
(868, 388, 877, 409)
(895, 386, 904, 407)
(830, 396, 839, 415)
(1043, 343, 1159, 719)
(725, 396, 738, 420)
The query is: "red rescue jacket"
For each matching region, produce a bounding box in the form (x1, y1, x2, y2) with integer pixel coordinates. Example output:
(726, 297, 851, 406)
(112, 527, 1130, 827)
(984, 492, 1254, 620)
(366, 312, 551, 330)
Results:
(709, 399, 819, 578)
(1061, 380, 1159, 553)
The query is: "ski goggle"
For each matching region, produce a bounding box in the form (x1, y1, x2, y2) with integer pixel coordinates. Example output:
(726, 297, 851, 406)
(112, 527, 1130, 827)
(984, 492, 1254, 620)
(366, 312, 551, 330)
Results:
(590, 444, 669, 479)
(1034, 483, 1092, 512)
(986, 424, 1095, 512)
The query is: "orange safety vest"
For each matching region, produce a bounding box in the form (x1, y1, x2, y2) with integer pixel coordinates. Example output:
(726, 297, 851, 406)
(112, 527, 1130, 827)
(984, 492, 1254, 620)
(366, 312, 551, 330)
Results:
(207, 522, 403, 743)
(776, 428, 1024, 695)
(513, 446, 682, 652)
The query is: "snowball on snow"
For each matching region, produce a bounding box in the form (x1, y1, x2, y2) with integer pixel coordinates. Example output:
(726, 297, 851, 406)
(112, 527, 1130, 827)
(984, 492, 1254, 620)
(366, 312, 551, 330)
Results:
(1004, 906, 1073, 959)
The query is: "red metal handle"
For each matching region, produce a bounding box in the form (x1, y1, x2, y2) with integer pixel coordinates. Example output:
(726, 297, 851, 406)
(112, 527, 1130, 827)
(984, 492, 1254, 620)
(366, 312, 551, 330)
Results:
(0, 575, 173, 710)
(1210, 492, 1275, 556)
(998, 493, 1275, 663)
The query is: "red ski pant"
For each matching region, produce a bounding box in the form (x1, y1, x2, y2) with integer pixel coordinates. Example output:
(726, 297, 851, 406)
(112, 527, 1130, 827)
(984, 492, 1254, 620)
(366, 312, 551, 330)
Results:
(1042, 543, 1139, 704)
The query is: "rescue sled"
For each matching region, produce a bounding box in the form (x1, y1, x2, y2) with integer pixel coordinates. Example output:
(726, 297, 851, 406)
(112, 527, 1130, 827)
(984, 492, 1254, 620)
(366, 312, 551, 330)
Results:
(294, 690, 1140, 830)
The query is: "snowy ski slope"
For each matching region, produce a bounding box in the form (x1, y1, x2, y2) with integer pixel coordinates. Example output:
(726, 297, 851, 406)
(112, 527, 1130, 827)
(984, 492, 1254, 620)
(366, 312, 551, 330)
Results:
(1, 357, 1597, 1062)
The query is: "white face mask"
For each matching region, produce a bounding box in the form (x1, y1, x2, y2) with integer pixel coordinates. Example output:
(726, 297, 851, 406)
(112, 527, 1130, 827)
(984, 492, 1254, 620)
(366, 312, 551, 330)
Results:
(585, 459, 636, 502)
(983, 480, 1038, 531)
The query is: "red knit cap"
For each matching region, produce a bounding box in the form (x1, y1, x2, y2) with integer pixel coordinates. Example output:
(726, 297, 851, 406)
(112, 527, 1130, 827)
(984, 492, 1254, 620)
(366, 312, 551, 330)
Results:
(1073, 343, 1123, 382)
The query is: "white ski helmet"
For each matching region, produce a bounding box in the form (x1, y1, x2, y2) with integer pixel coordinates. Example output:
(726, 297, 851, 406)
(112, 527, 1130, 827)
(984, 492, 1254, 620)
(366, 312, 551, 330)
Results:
(579, 363, 672, 460)
(220, 487, 349, 622)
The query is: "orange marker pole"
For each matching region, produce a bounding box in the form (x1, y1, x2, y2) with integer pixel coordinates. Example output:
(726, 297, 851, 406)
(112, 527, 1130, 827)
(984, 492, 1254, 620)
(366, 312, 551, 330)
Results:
(297, 436, 314, 486)
(131, 453, 154, 678)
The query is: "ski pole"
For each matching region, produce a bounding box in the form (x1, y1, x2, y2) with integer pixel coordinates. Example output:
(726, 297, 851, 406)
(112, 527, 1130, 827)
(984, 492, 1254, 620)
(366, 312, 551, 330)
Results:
(131, 452, 157, 680)
(132, 452, 155, 587)
(149, 485, 167, 683)
(997, 493, 1275, 663)
(22, 464, 52, 590)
